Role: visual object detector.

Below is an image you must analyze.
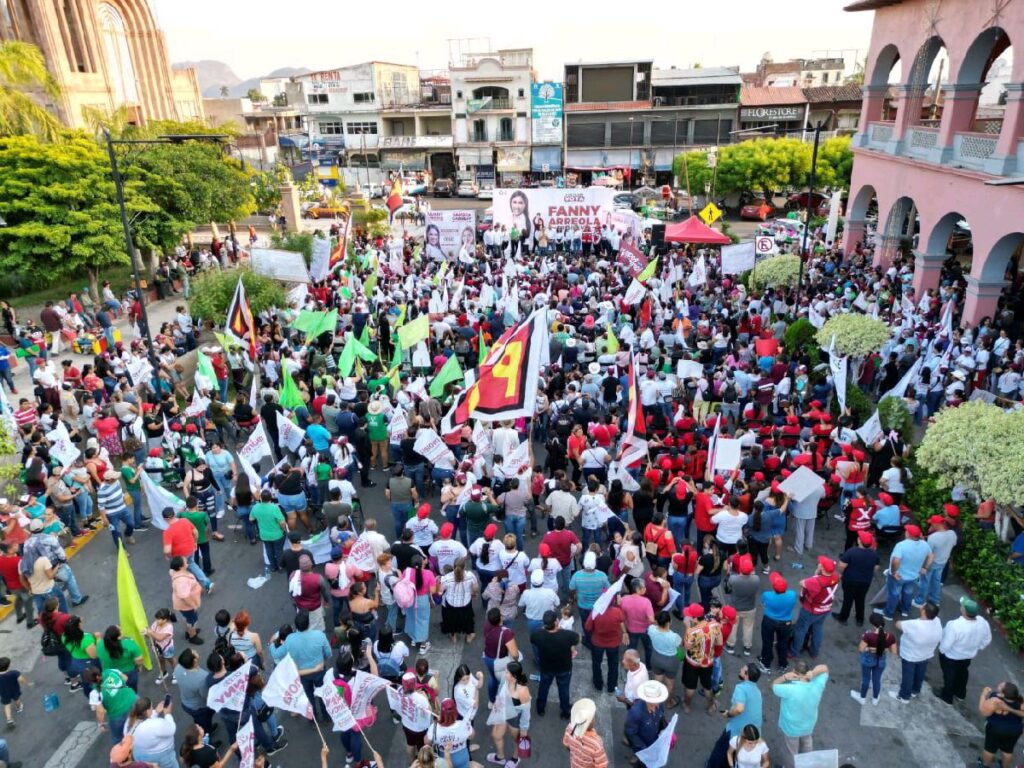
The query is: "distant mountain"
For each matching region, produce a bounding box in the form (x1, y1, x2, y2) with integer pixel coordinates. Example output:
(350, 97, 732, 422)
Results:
(173, 60, 311, 98)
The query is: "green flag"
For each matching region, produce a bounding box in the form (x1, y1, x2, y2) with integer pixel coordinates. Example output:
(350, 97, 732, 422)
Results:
(196, 350, 216, 384)
(116, 543, 152, 671)
(338, 333, 377, 377)
(606, 324, 620, 354)
(398, 313, 430, 350)
(279, 370, 304, 409)
(358, 323, 370, 349)
(637, 256, 659, 283)
(429, 354, 464, 398)
(478, 329, 489, 366)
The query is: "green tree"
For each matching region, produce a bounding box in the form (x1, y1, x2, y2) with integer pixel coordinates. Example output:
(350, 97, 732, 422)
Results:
(0, 41, 62, 141)
(814, 136, 854, 190)
(189, 267, 286, 323)
(251, 165, 289, 213)
(219, 86, 230, 98)
(80, 103, 133, 139)
(0, 133, 155, 299)
(246, 88, 266, 103)
(671, 151, 713, 199)
(674, 137, 812, 199)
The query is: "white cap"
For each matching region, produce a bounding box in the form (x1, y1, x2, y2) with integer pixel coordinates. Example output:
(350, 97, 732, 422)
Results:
(583, 551, 597, 570)
(530, 569, 544, 587)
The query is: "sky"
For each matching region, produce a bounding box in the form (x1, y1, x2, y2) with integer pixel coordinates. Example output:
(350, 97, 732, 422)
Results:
(152, 0, 876, 83)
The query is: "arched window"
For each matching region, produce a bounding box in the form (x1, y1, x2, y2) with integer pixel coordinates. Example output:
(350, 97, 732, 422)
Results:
(98, 3, 138, 104)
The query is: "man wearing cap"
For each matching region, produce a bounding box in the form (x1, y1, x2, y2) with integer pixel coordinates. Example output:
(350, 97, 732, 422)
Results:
(563, 698, 608, 768)
(405, 503, 439, 549)
(521, 570, 562, 679)
(429, 523, 467, 574)
(890, 602, 942, 703)
(21, 517, 88, 611)
(937, 596, 992, 704)
(624, 680, 670, 766)
(833, 531, 880, 626)
(772, 661, 829, 767)
(916, 515, 957, 608)
(569, 552, 610, 648)
(788, 557, 839, 660)
(462, 486, 500, 545)
(725, 556, 760, 656)
(883, 525, 933, 620)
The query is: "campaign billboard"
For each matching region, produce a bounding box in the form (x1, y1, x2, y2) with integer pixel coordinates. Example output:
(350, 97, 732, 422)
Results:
(423, 210, 477, 261)
(531, 82, 563, 145)
(492, 187, 617, 240)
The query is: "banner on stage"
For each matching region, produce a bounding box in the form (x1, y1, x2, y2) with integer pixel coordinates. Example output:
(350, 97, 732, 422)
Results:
(492, 188, 615, 241)
(721, 242, 755, 275)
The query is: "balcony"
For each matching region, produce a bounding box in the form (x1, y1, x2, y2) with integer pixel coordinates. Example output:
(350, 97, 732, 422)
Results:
(865, 121, 894, 148)
(469, 97, 511, 111)
(471, 131, 487, 143)
(952, 131, 999, 171)
(904, 126, 939, 159)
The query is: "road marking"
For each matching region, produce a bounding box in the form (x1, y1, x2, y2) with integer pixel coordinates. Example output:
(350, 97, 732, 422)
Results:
(42, 721, 102, 768)
(858, 661, 980, 767)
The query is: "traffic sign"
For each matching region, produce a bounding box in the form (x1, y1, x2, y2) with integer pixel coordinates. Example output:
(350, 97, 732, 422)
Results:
(754, 236, 777, 256)
(699, 202, 722, 226)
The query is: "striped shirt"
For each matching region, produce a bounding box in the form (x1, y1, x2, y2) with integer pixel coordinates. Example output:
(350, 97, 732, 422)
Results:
(562, 726, 609, 768)
(96, 480, 128, 516)
(14, 407, 38, 431)
(569, 569, 610, 610)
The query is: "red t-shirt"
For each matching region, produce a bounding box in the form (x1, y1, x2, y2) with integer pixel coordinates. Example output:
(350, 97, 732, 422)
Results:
(162, 518, 197, 558)
(542, 529, 580, 567)
(0, 554, 21, 591)
(586, 605, 625, 649)
(693, 491, 716, 533)
(800, 574, 840, 614)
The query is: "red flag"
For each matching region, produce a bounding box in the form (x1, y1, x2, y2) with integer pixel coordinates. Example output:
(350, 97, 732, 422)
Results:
(385, 174, 404, 223)
(225, 278, 258, 360)
(617, 240, 648, 278)
(329, 213, 350, 270)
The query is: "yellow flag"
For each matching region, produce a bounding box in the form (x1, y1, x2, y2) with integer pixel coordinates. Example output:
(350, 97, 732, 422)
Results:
(116, 542, 152, 670)
(606, 324, 620, 354)
(398, 313, 430, 350)
(637, 256, 659, 283)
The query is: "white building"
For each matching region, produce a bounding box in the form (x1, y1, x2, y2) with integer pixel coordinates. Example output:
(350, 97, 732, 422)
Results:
(450, 48, 534, 188)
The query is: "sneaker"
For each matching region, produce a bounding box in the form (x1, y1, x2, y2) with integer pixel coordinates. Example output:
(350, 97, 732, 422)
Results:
(206, 582, 215, 594)
(486, 753, 506, 766)
(418, 641, 430, 654)
(743, 647, 751, 656)
(154, 674, 166, 684)
(755, 660, 770, 676)
(64, 677, 75, 687)
(762, 566, 770, 575)
(871, 696, 880, 706)
(68, 680, 82, 692)
(346, 755, 354, 766)
(72, 596, 90, 607)
(529, 673, 541, 682)
(850, 691, 866, 705)
(776, 665, 789, 675)
(725, 645, 736, 655)
(15, 702, 22, 714)
(186, 634, 204, 645)
(888, 691, 909, 703)
(135, 525, 150, 532)
(266, 739, 288, 757)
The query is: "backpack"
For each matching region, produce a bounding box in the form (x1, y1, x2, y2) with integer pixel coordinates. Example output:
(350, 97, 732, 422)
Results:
(40, 625, 62, 657)
(722, 381, 738, 404)
(393, 573, 417, 610)
(213, 628, 235, 660)
(375, 650, 402, 679)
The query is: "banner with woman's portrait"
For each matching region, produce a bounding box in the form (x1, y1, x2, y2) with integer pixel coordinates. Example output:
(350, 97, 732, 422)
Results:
(423, 210, 477, 261)
(492, 187, 617, 242)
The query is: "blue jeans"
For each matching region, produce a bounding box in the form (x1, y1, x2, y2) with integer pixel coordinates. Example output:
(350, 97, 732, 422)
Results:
(406, 464, 425, 497)
(211, 471, 230, 515)
(698, 574, 721, 612)
(591, 645, 620, 693)
(106, 510, 134, 548)
(431, 467, 454, 488)
(667, 515, 691, 549)
(671, 572, 693, 611)
(56, 563, 83, 604)
(108, 713, 128, 744)
(789, 609, 828, 658)
(897, 657, 929, 700)
(628, 631, 653, 669)
(526, 618, 544, 669)
(537, 670, 572, 716)
(340, 728, 362, 762)
(128, 489, 144, 528)
(915, 562, 945, 607)
(504, 515, 526, 551)
(277, 491, 306, 514)
(186, 554, 212, 588)
(483, 656, 499, 703)
(581, 527, 604, 551)
(33, 585, 68, 615)
(262, 538, 284, 573)
(884, 573, 918, 618)
(391, 502, 412, 540)
(859, 657, 887, 699)
(444, 505, 468, 547)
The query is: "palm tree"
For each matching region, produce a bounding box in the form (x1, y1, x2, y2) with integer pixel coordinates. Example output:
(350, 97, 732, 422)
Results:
(0, 41, 62, 141)
(81, 103, 132, 139)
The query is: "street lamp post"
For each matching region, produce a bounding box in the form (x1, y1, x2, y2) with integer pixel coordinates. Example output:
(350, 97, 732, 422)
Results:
(103, 130, 228, 397)
(628, 117, 635, 190)
(795, 120, 824, 311)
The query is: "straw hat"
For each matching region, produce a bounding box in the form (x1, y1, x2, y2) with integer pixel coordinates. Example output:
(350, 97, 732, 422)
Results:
(569, 698, 597, 737)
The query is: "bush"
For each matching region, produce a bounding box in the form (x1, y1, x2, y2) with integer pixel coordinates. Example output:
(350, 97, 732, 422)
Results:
(816, 314, 890, 358)
(270, 231, 315, 266)
(906, 462, 1024, 650)
(830, 379, 873, 425)
(784, 318, 824, 383)
(189, 268, 287, 324)
(878, 395, 913, 441)
(750, 254, 801, 290)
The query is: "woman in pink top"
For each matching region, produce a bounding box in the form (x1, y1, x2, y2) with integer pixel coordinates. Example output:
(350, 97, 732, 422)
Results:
(404, 555, 437, 653)
(93, 407, 123, 457)
(619, 578, 655, 668)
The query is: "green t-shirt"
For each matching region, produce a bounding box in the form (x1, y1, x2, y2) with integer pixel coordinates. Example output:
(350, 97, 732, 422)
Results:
(100, 669, 137, 719)
(463, 501, 499, 529)
(179, 509, 209, 545)
(366, 377, 388, 395)
(366, 411, 388, 442)
(120, 466, 140, 492)
(251, 502, 286, 541)
(96, 637, 142, 674)
(65, 632, 96, 660)
(315, 462, 332, 482)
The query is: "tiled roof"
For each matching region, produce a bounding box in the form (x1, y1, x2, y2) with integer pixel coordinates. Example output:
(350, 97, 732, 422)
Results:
(740, 86, 807, 107)
(802, 84, 865, 103)
(564, 100, 651, 112)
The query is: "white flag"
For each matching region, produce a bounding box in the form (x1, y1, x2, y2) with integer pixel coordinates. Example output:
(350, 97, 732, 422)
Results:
(237, 719, 255, 768)
(206, 662, 252, 712)
(239, 421, 273, 464)
(140, 471, 185, 531)
(688, 254, 707, 287)
(238, 453, 262, 492)
(249, 364, 261, 411)
(348, 670, 389, 721)
(590, 574, 627, 618)
(827, 334, 848, 415)
(939, 299, 954, 338)
(635, 714, 678, 768)
(184, 389, 211, 418)
(263, 654, 312, 718)
(46, 422, 80, 467)
(309, 236, 331, 283)
(314, 680, 358, 732)
(276, 411, 305, 453)
(623, 279, 646, 306)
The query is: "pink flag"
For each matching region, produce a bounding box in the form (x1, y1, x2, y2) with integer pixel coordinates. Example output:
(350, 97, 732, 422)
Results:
(263, 655, 313, 718)
(314, 680, 358, 732)
(206, 663, 252, 712)
(237, 719, 255, 768)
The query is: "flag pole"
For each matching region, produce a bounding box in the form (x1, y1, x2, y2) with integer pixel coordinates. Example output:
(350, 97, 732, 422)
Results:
(147, 636, 168, 692)
(311, 711, 328, 747)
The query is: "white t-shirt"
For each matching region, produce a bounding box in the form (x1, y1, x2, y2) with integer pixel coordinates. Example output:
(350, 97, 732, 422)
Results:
(729, 737, 770, 768)
(880, 467, 910, 495)
(429, 718, 471, 753)
(429, 539, 468, 573)
(898, 617, 943, 663)
(405, 517, 439, 548)
(526, 557, 562, 591)
(711, 510, 749, 544)
(399, 690, 433, 731)
(496, 549, 529, 585)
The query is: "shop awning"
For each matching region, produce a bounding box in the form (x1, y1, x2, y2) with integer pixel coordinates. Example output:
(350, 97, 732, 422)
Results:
(664, 216, 732, 245)
(278, 134, 309, 149)
(531, 146, 562, 172)
(382, 154, 427, 171)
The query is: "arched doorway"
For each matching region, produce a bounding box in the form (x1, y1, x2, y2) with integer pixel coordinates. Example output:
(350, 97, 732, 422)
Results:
(926, 211, 973, 277)
(877, 195, 917, 266)
(844, 184, 880, 254)
(98, 2, 139, 105)
(868, 44, 903, 119)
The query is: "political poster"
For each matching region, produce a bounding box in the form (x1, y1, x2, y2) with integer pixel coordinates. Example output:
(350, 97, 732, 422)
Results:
(276, 412, 305, 452)
(263, 654, 312, 718)
(237, 720, 255, 768)
(711, 438, 742, 471)
(46, 422, 80, 467)
(251, 249, 310, 284)
(239, 422, 273, 464)
(424, 210, 477, 261)
(349, 670, 389, 721)
(590, 574, 627, 618)
(413, 428, 456, 466)
(777, 466, 826, 503)
(207, 663, 252, 712)
(309, 235, 332, 282)
(492, 188, 616, 242)
(314, 680, 358, 732)
(346, 534, 378, 572)
(531, 82, 563, 144)
(721, 242, 756, 275)
(617, 241, 649, 278)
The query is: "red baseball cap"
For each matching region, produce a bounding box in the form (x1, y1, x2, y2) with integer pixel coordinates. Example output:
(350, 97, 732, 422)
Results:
(683, 603, 704, 618)
(713, 475, 725, 488)
(857, 531, 875, 547)
(416, 503, 431, 520)
(771, 575, 788, 593)
(943, 503, 959, 517)
(539, 543, 551, 557)
(817, 556, 836, 574)
(484, 523, 498, 539)
(878, 492, 894, 506)
(904, 524, 922, 539)
(928, 514, 947, 526)
(439, 522, 454, 539)
(721, 605, 737, 620)
(737, 556, 754, 575)
(753, 471, 766, 482)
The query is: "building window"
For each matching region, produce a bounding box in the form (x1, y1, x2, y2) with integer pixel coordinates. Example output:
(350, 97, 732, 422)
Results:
(567, 123, 606, 148)
(98, 3, 138, 103)
(307, 93, 328, 105)
(822, 72, 829, 84)
(499, 118, 513, 141)
(472, 119, 486, 142)
(353, 92, 375, 103)
(456, 90, 463, 99)
(319, 122, 343, 135)
(518, 88, 524, 98)
(610, 121, 640, 147)
(692, 119, 719, 144)
(346, 122, 378, 134)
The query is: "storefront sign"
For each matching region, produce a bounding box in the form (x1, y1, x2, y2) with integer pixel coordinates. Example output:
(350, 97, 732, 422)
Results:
(740, 106, 803, 121)
(380, 136, 454, 150)
(531, 82, 563, 145)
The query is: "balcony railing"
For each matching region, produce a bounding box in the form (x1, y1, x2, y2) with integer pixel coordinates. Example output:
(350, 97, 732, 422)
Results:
(471, 97, 511, 111)
(497, 131, 514, 142)
(471, 132, 487, 142)
(905, 126, 939, 158)
(953, 131, 998, 170)
(866, 121, 894, 148)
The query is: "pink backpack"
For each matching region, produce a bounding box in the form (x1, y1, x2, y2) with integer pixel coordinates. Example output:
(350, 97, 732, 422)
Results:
(393, 572, 417, 610)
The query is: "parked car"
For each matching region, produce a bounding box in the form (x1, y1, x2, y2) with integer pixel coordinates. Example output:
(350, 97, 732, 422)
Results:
(739, 200, 776, 221)
(477, 185, 493, 199)
(303, 202, 347, 219)
(433, 179, 454, 197)
(786, 191, 829, 211)
(613, 192, 636, 210)
(457, 181, 479, 197)
(477, 209, 494, 239)
(403, 177, 428, 196)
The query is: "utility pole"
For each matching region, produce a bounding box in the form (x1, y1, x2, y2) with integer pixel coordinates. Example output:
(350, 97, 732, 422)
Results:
(795, 120, 823, 311)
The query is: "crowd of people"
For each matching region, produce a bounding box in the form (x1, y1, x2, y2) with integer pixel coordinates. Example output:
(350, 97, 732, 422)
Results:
(1, 202, 1023, 768)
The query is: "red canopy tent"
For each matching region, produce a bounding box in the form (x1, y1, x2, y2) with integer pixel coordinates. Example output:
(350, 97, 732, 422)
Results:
(663, 216, 732, 245)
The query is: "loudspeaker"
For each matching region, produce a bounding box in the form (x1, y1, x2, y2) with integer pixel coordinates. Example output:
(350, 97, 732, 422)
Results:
(651, 223, 666, 250)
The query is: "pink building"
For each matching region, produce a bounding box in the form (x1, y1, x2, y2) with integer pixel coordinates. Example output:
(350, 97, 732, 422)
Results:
(844, 0, 1024, 326)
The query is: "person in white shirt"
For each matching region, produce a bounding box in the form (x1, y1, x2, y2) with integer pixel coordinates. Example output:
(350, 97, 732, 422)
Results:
(618, 649, 650, 706)
(937, 596, 992, 703)
(890, 601, 942, 702)
(429, 524, 468, 573)
(405, 504, 439, 549)
(125, 698, 177, 765)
